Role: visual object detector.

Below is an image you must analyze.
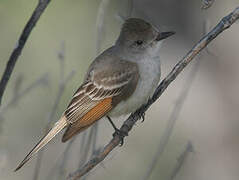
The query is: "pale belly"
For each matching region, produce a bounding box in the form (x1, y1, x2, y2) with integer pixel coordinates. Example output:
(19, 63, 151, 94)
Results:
(108, 57, 161, 117)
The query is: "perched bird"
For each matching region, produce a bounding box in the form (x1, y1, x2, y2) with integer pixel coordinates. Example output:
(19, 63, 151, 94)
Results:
(15, 18, 175, 171)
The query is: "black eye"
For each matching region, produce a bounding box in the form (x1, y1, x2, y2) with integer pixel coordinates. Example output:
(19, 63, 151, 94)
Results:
(135, 40, 143, 46)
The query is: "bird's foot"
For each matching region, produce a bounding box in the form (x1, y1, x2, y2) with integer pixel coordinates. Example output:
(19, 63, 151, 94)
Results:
(113, 128, 128, 146)
(107, 116, 128, 146)
(139, 112, 146, 122)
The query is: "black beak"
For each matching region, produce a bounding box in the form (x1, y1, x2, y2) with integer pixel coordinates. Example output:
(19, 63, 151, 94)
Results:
(156, 31, 175, 41)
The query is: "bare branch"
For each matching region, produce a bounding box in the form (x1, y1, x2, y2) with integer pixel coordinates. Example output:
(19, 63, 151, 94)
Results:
(91, 125, 99, 156)
(169, 142, 194, 180)
(74, 2, 113, 179)
(78, 130, 94, 169)
(33, 44, 75, 180)
(78, 132, 88, 168)
(67, 7, 239, 180)
(45, 138, 77, 180)
(32, 150, 44, 180)
(13, 75, 24, 103)
(0, 0, 51, 106)
(3, 73, 49, 179)
(59, 139, 76, 178)
(82, 0, 111, 167)
(202, 0, 215, 10)
(95, 0, 110, 54)
(127, 0, 134, 18)
(0, 73, 49, 114)
(115, 0, 134, 22)
(142, 56, 201, 180)
(142, 17, 213, 180)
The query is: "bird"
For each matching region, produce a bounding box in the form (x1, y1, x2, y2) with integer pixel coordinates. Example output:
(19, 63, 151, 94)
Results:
(15, 18, 175, 171)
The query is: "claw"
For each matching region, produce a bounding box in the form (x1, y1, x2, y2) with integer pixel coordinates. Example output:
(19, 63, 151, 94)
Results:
(140, 112, 146, 122)
(107, 116, 128, 146)
(113, 129, 128, 146)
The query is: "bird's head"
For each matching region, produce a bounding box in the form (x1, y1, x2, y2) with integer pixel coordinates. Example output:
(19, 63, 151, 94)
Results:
(116, 18, 175, 57)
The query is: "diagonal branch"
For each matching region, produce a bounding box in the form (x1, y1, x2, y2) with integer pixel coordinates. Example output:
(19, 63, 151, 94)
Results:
(202, 0, 215, 10)
(169, 141, 194, 180)
(0, 0, 51, 106)
(142, 57, 201, 180)
(142, 18, 211, 180)
(67, 7, 239, 180)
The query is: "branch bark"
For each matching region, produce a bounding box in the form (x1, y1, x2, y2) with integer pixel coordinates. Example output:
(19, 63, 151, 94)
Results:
(67, 7, 239, 180)
(142, 18, 211, 180)
(0, 0, 51, 106)
(142, 57, 201, 180)
(202, 0, 215, 9)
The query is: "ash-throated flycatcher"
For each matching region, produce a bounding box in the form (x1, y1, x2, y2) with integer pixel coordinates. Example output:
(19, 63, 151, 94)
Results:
(15, 18, 174, 171)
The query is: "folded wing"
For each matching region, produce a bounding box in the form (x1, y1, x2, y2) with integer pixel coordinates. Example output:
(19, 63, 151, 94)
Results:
(62, 58, 139, 142)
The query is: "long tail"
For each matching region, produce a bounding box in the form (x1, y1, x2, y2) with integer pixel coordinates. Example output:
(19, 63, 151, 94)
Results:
(15, 116, 68, 171)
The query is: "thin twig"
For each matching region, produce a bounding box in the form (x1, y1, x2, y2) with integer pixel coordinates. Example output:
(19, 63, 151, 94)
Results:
(142, 56, 201, 180)
(0, 0, 51, 106)
(91, 0, 110, 155)
(32, 45, 75, 180)
(169, 142, 193, 180)
(202, 0, 215, 10)
(80, 125, 100, 180)
(32, 150, 44, 180)
(45, 138, 77, 180)
(0, 73, 48, 134)
(142, 17, 212, 180)
(127, 0, 134, 18)
(49, 43, 77, 180)
(59, 139, 76, 178)
(76, 2, 112, 178)
(85, 0, 111, 164)
(45, 70, 75, 131)
(95, 0, 110, 54)
(0, 73, 49, 114)
(91, 125, 98, 155)
(78, 132, 88, 168)
(78, 129, 94, 168)
(203, 20, 218, 58)
(115, 0, 134, 22)
(12, 75, 24, 104)
(67, 7, 239, 180)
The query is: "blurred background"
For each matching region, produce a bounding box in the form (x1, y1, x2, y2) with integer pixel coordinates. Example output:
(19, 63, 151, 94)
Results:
(0, 0, 239, 180)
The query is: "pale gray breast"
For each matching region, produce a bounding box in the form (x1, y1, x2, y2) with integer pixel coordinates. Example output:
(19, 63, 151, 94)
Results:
(109, 56, 161, 117)
(134, 56, 161, 101)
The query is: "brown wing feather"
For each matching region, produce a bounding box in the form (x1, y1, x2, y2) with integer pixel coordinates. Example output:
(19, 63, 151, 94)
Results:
(62, 58, 139, 142)
(62, 98, 112, 142)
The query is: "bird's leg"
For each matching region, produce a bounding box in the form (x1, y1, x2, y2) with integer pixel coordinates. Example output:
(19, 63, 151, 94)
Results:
(106, 116, 118, 132)
(106, 116, 128, 146)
